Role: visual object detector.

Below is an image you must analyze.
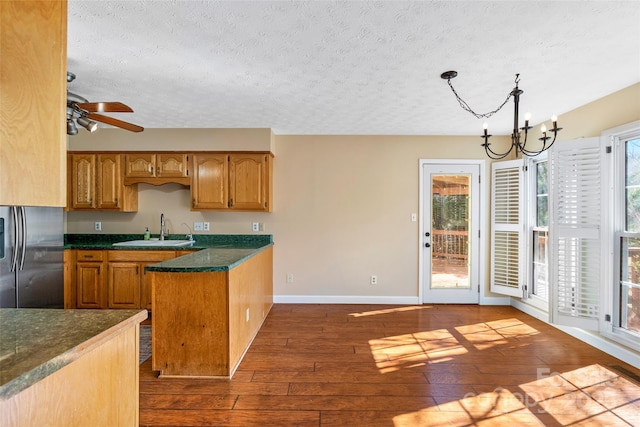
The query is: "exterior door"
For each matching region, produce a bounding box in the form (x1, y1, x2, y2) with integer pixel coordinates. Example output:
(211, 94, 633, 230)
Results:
(422, 163, 480, 303)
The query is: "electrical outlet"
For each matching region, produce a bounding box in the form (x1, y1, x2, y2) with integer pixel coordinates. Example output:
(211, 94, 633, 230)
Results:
(203, 222, 210, 231)
(94, 221, 102, 231)
(252, 222, 259, 232)
(194, 222, 203, 231)
(246, 308, 250, 322)
(286, 273, 294, 283)
(370, 275, 378, 285)
(258, 222, 264, 231)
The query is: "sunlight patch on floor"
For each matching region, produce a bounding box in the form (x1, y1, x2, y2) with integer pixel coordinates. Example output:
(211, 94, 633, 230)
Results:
(349, 305, 433, 318)
(391, 364, 640, 426)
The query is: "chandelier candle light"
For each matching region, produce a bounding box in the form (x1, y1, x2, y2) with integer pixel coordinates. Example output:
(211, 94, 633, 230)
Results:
(441, 71, 562, 159)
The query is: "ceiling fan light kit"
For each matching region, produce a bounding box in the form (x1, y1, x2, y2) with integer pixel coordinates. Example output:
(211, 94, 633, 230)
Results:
(441, 71, 561, 159)
(66, 71, 144, 135)
(76, 115, 98, 132)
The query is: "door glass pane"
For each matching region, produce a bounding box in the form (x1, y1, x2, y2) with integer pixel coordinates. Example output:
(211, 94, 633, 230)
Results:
(431, 174, 470, 289)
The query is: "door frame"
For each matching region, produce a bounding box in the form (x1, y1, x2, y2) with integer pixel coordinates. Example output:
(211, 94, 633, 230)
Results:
(418, 159, 487, 304)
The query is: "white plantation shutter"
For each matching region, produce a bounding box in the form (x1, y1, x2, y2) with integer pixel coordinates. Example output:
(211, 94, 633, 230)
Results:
(550, 138, 602, 330)
(491, 160, 525, 297)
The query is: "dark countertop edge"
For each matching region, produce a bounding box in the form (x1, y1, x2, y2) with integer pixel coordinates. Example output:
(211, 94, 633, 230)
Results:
(145, 243, 273, 273)
(0, 310, 147, 401)
(64, 233, 273, 250)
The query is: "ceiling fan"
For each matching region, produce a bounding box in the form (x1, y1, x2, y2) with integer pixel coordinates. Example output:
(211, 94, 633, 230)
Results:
(66, 71, 144, 135)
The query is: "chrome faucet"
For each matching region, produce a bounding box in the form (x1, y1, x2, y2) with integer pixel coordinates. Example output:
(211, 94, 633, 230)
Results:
(160, 213, 166, 240)
(182, 222, 194, 241)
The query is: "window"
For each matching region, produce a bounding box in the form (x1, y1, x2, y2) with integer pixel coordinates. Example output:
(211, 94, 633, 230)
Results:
(530, 157, 549, 302)
(613, 132, 640, 344)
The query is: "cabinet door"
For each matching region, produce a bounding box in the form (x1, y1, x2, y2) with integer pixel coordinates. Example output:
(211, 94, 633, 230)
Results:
(69, 154, 96, 209)
(229, 154, 269, 211)
(76, 262, 103, 308)
(125, 153, 155, 177)
(96, 154, 122, 209)
(158, 154, 189, 178)
(108, 262, 140, 309)
(191, 154, 229, 209)
(0, 1, 66, 206)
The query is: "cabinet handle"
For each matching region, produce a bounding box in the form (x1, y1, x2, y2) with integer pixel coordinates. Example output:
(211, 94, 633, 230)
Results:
(157, 166, 160, 175)
(148, 165, 153, 175)
(228, 198, 233, 208)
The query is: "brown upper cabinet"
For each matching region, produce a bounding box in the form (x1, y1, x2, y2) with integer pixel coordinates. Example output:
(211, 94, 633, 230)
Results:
(67, 153, 137, 211)
(66, 151, 273, 212)
(0, 1, 67, 206)
(124, 153, 190, 185)
(191, 153, 273, 212)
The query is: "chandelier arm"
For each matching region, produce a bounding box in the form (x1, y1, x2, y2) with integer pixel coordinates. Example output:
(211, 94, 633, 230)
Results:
(447, 79, 513, 119)
(482, 141, 513, 160)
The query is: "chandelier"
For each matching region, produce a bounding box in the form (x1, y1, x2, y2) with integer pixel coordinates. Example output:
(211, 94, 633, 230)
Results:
(440, 71, 562, 159)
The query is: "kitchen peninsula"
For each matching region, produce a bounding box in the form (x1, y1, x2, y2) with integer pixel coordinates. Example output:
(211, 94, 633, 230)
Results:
(64, 234, 273, 378)
(0, 309, 146, 427)
(147, 241, 273, 378)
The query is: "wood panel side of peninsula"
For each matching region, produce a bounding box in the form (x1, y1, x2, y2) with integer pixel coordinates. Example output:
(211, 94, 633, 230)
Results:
(151, 246, 273, 378)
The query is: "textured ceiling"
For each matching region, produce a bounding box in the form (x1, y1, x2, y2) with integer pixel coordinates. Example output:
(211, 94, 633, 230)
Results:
(67, 0, 640, 136)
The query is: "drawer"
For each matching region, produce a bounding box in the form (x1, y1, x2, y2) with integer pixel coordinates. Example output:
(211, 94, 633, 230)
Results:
(76, 250, 104, 261)
(108, 250, 177, 262)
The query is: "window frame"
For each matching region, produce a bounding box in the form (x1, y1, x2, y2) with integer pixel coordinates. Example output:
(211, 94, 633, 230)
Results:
(604, 120, 640, 352)
(524, 153, 550, 311)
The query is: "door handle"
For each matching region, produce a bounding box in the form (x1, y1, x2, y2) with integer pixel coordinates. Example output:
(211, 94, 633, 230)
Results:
(19, 207, 26, 271)
(10, 207, 19, 272)
(425, 243, 431, 248)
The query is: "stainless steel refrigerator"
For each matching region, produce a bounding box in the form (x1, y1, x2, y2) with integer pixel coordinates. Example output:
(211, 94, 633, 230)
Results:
(0, 206, 64, 308)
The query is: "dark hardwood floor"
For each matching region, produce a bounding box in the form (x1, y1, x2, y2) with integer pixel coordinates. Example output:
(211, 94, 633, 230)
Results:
(139, 304, 640, 426)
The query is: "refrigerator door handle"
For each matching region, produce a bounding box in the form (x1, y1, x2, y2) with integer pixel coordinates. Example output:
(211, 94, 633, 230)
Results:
(10, 206, 19, 272)
(19, 206, 27, 271)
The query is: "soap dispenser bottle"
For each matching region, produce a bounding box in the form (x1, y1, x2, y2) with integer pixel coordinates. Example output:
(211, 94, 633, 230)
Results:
(144, 227, 150, 240)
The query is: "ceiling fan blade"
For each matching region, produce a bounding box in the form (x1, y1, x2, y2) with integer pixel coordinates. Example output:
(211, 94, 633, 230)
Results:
(88, 113, 144, 133)
(76, 102, 134, 113)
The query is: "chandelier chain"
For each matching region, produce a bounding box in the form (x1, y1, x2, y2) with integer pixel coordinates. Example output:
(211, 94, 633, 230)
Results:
(446, 78, 512, 119)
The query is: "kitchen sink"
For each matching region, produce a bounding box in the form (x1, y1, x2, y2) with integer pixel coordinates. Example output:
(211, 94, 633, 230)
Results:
(112, 240, 195, 247)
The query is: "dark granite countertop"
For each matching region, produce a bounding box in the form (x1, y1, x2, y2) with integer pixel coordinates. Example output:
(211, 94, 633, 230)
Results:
(145, 246, 269, 272)
(64, 233, 272, 251)
(0, 309, 147, 401)
(64, 234, 274, 272)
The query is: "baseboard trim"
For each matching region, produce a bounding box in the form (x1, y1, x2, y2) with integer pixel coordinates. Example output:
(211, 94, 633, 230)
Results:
(274, 295, 512, 305)
(511, 298, 640, 369)
(480, 296, 511, 306)
(273, 295, 420, 305)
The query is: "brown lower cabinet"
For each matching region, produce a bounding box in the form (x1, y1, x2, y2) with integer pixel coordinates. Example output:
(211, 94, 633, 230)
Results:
(65, 249, 192, 310)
